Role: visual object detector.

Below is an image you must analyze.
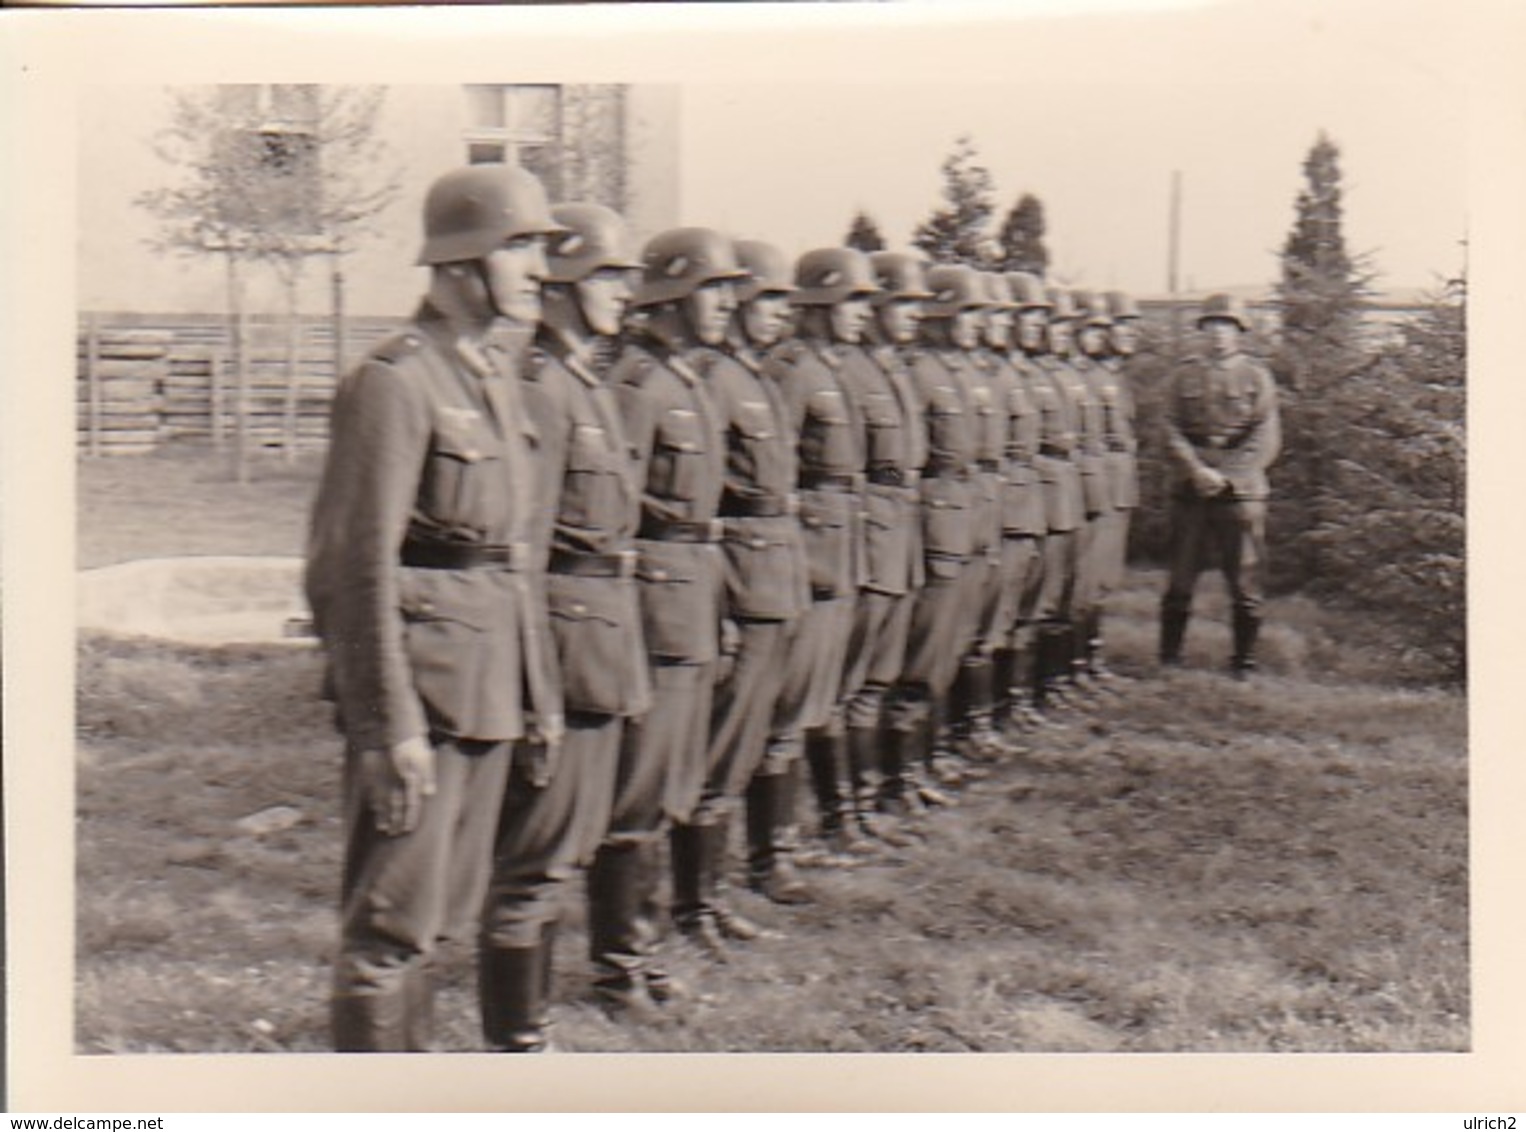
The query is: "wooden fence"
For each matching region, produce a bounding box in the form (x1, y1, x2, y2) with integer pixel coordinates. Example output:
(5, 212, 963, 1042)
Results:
(76, 312, 407, 456)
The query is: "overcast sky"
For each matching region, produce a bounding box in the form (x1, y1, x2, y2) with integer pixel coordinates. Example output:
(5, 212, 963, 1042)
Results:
(675, 2, 1469, 297)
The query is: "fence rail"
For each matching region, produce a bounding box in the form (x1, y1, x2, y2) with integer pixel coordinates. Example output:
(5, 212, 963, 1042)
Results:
(76, 313, 407, 456)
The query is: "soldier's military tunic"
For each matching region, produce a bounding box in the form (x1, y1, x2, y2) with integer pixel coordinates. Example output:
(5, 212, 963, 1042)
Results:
(610, 333, 728, 825)
(1093, 354, 1140, 605)
(961, 348, 1017, 662)
(764, 336, 865, 763)
(1029, 351, 1087, 629)
(1052, 351, 1112, 626)
(834, 340, 925, 734)
(891, 345, 980, 723)
(1162, 350, 1281, 619)
(306, 301, 561, 1015)
(996, 349, 1047, 650)
(692, 340, 812, 810)
(482, 329, 650, 950)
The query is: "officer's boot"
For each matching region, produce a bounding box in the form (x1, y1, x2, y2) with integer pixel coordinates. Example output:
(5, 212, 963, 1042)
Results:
(586, 843, 665, 1022)
(631, 838, 688, 1005)
(964, 655, 1012, 764)
(1032, 624, 1067, 715)
(331, 982, 413, 1052)
(479, 941, 551, 1053)
(1159, 603, 1189, 669)
(1087, 608, 1119, 685)
(990, 646, 1017, 737)
(875, 720, 923, 821)
(1009, 639, 1047, 731)
(848, 725, 917, 848)
(914, 699, 960, 807)
(669, 820, 729, 962)
(746, 768, 814, 905)
(1230, 608, 1261, 680)
(707, 812, 768, 942)
(803, 728, 874, 863)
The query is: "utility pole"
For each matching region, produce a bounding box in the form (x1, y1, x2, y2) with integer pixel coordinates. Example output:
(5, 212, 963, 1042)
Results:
(1168, 169, 1183, 356)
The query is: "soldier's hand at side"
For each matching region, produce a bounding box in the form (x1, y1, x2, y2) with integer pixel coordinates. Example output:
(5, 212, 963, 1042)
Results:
(717, 618, 742, 685)
(1192, 467, 1229, 498)
(358, 736, 437, 836)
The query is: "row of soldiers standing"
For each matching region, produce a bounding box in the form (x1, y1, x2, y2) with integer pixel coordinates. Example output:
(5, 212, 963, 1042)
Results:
(305, 161, 1275, 1053)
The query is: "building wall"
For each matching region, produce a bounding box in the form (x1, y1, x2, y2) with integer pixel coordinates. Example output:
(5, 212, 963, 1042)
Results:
(79, 84, 679, 320)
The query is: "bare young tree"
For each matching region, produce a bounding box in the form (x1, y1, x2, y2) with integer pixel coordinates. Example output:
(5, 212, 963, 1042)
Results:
(137, 85, 401, 480)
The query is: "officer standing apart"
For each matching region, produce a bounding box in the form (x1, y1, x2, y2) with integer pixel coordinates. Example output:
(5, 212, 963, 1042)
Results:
(1159, 293, 1281, 677)
(681, 236, 813, 953)
(306, 163, 565, 1052)
(751, 248, 875, 900)
(608, 229, 737, 958)
(476, 202, 656, 1051)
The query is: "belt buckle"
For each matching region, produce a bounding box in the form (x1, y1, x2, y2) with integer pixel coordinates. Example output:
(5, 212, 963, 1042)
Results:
(509, 540, 531, 571)
(616, 548, 637, 578)
(707, 518, 724, 543)
(784, 491, 800, 516)
(902, 469, 920, 488)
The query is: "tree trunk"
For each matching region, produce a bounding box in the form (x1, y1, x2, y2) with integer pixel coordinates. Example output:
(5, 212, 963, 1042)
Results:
(282, 267, 301, 464)
(331, 247, 347, 390)
(232, 259, 250, 485)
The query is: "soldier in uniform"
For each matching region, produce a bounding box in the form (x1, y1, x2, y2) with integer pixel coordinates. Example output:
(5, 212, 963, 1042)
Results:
(890, 263, 987, 800)
(1009, 274, 1084, 718)
(681, 236, 814, 952)
(306, 163, 565, 1052)
(799, 247, 928, 860)
(1160, 293, 1281, 676)
(1081, 290, 1143, 680)
(750, 247, 876, 899)
(946, 271, 1026, 763)
(607, 228, 738, 959)
(474, 203, 656, 1050)
(985, 272, 1047, 740)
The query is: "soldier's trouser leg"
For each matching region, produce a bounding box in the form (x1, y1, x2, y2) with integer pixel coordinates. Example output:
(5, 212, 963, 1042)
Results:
(1216, 498, 1268, 674)
(1032, 528, 1077, 707)
(481, 714, 618, 1046)
(1161, 496, 1209, 665)
(1088, 507, 1130, 675)
(995, 534, 1042, 730)
(332, 736, 510, 1052)
(591, 662, 710, 1000)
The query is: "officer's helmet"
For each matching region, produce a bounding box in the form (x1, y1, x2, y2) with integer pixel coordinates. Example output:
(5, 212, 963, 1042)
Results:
(1007, 272, 1053, 311)
(633, 227, 749, 309)
(416, 164, 566, 267)
(1197, 292, 1250, 331)
(1045, 286, 1080, 323)
(984, 272, 1018, 309)
(924, 264, 991, 319)
(1072, 289, 1114, 328)
(735, 239, 797, 304)
(545, 202, 640, 285)
(1106, 290, 1141, 321)
(868, 252, 935, 306)
(792, 247, 881, 307)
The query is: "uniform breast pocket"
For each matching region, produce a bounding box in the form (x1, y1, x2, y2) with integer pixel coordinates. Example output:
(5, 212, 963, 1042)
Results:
(803, 387, 856, 469)
(921, 483, 973, 569)
(926, 385, 967, 454)
(861, 391, 904, 467)
(421, 420, 499, 531)
(731, 399, 778, 484)
(562, 422, 625, 530)
(651, 408, 707, 502)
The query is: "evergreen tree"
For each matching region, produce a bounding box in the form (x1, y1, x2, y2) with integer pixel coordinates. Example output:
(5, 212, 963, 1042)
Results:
(911, 134, 996, 266)
(1269, 132, 1372, 589)
(844, 209, 887, 253)
(996, 192, 1050, 275)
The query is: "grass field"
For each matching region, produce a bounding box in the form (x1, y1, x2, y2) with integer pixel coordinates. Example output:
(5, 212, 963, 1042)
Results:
(75, 447, 1469, 1053)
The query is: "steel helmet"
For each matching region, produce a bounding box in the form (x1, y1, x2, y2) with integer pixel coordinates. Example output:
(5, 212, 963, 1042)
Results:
(633, 227, 749, 309)
(792, 247, 880, 306)
(1007, 272, 1052, 311)
(1197, 292, 1251, 331)
(1106, 290, 1141, 321)
(1045, 286, 1079, 322)
(735, 239, 796, 303)
(868, 252, 934, 305)
(1072, 289, 1114, 328)
(544, 202, 640, 284)
(984, 272, 1018, 309)
(924, 264, 991, 319)
(417, 163, 566, 267)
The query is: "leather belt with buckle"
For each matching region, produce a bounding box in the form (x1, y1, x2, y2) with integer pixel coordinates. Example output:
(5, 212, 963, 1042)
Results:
(400, 538, 532, 571)
(548, 547, 636, 578)
(719, 492, 799, 519)
(638, 515, 723, 543)
(799, 469, 862, 492)
(867, 466, 921, 488)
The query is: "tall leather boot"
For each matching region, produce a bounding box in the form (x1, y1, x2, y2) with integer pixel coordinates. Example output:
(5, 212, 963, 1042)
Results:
(746, 768, 813, 905)
(924, 693, 967, 789)
(479, 942, 550, 1053)
(962, 656, 1011, 763)
(803, 728, 874, 862)
(706, 813, 770, 940)
(586, 844, 665, 1021)
(1231, 608, 1261, 679)
(875, 720, 922, 819)
(1033, 623, 1069, 713)
(331, 982, 413, 1052)
(991, 647, 1017, 736)
(1159, 604, 1189, 668)
(848, 725, 917, 847)
(670, 820, 729, 962)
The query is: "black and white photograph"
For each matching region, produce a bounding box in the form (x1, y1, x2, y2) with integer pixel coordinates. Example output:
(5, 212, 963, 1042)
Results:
(5, 0, 1525, 1114)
